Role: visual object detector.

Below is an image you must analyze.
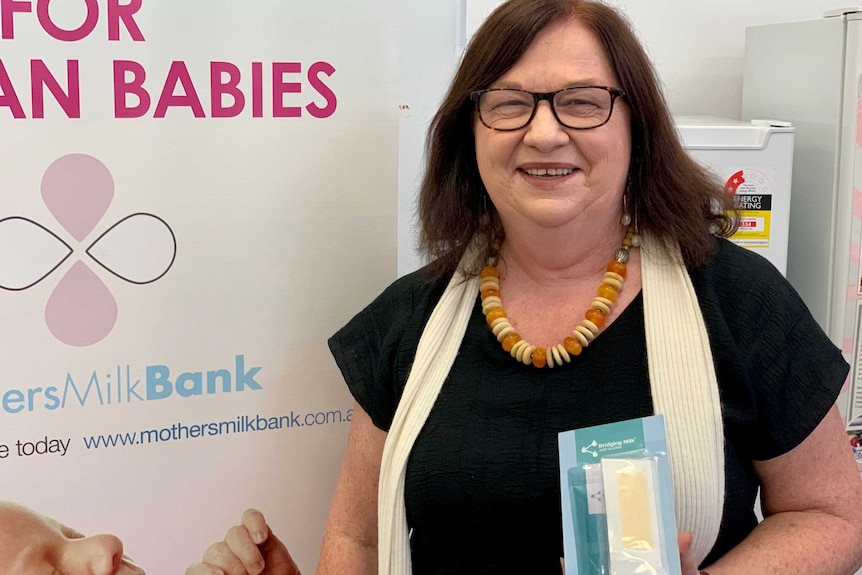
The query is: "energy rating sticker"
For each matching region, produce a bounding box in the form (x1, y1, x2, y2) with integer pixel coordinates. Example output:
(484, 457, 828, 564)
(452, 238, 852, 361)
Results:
(724, 169, 773, 248)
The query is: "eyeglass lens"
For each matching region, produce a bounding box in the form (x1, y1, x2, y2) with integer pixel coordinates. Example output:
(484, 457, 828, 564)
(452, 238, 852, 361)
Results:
(477, 87, 615, 130)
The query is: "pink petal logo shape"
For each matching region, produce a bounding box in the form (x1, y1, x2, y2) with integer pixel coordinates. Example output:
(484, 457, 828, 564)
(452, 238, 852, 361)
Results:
(7, 153, 175, 346)
(45, 261, 118, 346)
(41, 154, 114, 242)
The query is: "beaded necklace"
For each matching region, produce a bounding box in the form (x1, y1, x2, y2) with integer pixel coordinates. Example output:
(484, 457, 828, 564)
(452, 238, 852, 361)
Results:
(479, 225, 639, 368)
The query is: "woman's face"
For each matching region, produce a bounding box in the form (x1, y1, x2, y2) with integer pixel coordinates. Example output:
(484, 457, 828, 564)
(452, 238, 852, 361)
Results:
(474, 17, 631, 233)
(0, 502, 144, 575)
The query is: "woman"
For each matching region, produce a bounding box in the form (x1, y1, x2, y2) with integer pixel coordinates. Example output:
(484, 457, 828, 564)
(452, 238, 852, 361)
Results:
(187, 0, 862, 574)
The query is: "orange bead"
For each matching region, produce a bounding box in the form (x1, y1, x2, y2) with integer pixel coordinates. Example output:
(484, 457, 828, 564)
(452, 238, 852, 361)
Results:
(502, 333, 521, 352)
(563, 336, 582, 356)
(531, 347, 547, 368)
(585, 308, 605, 327)
(597, 283, 619, 302)
(606, 260, 627, 278)
(480, 266, 501, 278)
(480, 288, 501, 300)
(485, 308, 507, 326)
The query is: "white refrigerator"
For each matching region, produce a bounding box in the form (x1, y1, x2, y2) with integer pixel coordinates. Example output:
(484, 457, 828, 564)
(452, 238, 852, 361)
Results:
(742, 8, 862, 449)
(675, 116, 795, 275)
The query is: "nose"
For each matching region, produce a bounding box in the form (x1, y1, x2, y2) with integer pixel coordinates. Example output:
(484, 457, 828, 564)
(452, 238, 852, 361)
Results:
(62, 534, 127, 575)
(522, 100, 569, 150)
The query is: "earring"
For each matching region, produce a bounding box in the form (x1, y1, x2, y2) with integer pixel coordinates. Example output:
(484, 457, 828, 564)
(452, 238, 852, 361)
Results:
(621, 189, 632, 226)
(621, 188, 641, 247)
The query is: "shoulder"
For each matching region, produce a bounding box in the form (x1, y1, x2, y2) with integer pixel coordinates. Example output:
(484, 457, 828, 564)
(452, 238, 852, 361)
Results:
(353, 263, 452, 326)
(692, 238, 848, 459)
(690, 237, 817, 353)
(327, 262, 454, 431)
(697, 237, 788, 292)
(330, 261, 452, 363)
(691, 238, 803, 323)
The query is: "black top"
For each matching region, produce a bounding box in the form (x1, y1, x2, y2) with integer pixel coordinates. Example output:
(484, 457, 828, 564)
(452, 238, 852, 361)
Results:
(328, 239, 848, 575)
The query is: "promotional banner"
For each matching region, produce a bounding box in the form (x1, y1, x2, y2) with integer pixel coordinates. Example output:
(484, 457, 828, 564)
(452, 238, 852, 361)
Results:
(0, 1, 399, 571)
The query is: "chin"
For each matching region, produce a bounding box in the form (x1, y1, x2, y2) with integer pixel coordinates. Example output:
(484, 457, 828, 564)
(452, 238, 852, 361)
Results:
(521, 199, 589, 226)
(520, 210, 585, 230)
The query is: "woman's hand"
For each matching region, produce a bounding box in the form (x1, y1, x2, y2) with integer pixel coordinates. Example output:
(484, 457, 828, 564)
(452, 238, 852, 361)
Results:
(186, 509, 301, 575)
(678, 532, 701, 575)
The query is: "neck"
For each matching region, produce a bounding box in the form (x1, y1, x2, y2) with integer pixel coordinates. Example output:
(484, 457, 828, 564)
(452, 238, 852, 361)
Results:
(497, 214, 626, 282)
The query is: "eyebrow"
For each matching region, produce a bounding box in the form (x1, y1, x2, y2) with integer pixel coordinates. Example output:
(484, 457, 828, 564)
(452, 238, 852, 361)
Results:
(488, 79, 607, 90)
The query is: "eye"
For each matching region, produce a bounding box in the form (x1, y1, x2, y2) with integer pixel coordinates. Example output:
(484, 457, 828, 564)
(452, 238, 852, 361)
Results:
(557, 94, 601, 109)
(554, 88, 613, 122)
(482, 91, 532, 115)
(492, 98, 530, 109)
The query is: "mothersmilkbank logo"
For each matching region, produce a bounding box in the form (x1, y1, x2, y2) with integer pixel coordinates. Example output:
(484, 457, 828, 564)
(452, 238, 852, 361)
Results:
(0, 354, 262, 415)
(0, 154, 176, 345)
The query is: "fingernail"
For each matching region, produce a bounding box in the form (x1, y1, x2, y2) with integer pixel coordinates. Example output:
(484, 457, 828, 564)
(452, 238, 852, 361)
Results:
(252, 530, 266, 544)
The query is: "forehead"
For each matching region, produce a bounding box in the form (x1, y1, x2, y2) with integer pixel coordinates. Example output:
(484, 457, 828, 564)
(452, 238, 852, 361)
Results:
(493, 18, 617, 89)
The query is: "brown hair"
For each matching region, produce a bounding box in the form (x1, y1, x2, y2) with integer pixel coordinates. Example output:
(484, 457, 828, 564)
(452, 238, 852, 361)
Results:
(417, 0, 735, 277)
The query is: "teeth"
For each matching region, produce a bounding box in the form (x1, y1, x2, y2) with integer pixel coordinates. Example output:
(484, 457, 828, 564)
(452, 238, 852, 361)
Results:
(524, 168, 573, 176)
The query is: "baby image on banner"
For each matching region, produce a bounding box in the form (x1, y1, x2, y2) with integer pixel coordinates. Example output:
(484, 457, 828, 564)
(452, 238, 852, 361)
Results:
(0, 1, 402, 572)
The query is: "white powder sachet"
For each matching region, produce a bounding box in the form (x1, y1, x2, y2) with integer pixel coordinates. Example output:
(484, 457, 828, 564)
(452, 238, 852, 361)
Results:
(601, 457, 666, 575)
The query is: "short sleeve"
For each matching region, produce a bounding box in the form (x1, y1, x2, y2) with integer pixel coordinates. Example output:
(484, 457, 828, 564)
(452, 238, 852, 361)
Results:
(696, 240, 849, 461)
(745, 288, 848, 459)
(327, 268, 447, 431)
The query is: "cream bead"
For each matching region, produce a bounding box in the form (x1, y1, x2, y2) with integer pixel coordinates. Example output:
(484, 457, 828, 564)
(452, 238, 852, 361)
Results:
(595, 296, 614, 308)
(511, 339, 529, 359)
(550, 345, 563, 366)
(581, 319, 600, 337)
(591, 298, 611, 314)
(481, 296, 502, 313)
(602, 275, 623, 290)
(478, 225, 636, 367)
(520, 344, 535, 365)
(555, 344, 571, 363)
(479, 278, 499, 292)
(494, 323, 515, 341)
(604, 271, 624, 284)
(571, 329, 589, 347)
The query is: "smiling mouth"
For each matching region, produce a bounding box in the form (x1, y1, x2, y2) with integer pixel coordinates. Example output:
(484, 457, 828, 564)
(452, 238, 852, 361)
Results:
(522, 168, 574, 177)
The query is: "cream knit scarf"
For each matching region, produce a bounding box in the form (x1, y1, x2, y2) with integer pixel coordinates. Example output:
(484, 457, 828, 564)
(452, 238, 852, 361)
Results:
(377, 237, 725, 573)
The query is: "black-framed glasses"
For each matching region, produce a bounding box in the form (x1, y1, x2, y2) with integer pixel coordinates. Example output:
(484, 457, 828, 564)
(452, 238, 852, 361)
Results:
(470, 86, 626, 131)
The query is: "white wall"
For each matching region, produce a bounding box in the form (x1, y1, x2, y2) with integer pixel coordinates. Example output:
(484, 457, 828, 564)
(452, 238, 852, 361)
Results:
(468, 0, 843, 118)
(398, 0, 846, 275)
(397, 1, 461, 275)
(605, 0, 845, 118)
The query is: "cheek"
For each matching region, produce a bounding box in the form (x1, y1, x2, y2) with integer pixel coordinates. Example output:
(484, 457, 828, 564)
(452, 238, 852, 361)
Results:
(585, 133, 631, 183)
(474, 131, 492, 172)
(474, 133, 516, 187)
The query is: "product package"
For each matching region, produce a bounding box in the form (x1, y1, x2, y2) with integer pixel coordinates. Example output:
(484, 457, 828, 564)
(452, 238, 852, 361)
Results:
(559, 415, 681, 575)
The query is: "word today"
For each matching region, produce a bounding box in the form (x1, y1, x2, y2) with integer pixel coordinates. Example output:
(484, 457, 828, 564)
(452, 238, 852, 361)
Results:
(0, 436, 71, 459)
